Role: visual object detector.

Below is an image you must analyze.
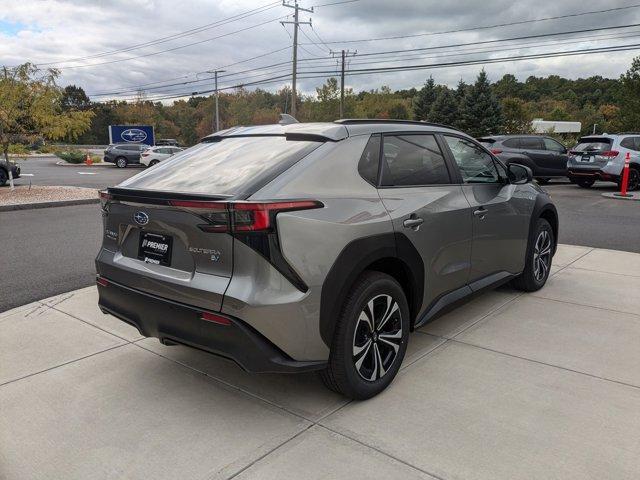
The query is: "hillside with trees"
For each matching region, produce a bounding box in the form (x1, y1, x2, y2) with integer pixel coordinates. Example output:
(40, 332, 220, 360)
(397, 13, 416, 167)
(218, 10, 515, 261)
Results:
(56, 57, 640, 146)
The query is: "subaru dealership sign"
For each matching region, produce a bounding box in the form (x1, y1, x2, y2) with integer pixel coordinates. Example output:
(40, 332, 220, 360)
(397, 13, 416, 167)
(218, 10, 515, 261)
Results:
(109, 125, 155, 145)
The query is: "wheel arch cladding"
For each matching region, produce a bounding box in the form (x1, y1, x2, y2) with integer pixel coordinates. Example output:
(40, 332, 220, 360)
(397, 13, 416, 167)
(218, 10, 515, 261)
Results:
(319, 232, 424, 347)
(534, 197, 559, 253)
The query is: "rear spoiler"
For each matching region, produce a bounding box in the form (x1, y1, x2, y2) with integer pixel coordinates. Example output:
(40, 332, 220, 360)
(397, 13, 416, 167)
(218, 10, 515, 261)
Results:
(105, 187, 232, 205)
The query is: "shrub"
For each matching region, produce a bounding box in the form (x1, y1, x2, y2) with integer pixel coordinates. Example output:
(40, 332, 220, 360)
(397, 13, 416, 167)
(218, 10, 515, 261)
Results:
(55, 149, 85, 164)
(8, 143, 29, 155)
(36, 144, 57, 154)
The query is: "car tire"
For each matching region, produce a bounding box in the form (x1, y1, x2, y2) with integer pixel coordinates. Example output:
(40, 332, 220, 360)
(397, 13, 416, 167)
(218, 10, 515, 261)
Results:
(626, 166, 640, 191)
(512, 218, 554, 292)
(320, 271, 410, 400)
(115, 157, 127, 168)
(0, 168, 7, 187)
(576, 178, 595, 188)
(148, 159, 159, 167)
(536, 177, 550, 185)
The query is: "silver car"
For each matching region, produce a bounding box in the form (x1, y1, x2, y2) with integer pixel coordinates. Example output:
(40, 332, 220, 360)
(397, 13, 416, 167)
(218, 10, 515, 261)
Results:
(568, 133, 640, 190)
(96, 120, 558, 399)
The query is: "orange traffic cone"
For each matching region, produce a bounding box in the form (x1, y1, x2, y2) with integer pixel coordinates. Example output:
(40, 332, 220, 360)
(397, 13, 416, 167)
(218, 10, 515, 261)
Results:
(85, 154, 92, 165)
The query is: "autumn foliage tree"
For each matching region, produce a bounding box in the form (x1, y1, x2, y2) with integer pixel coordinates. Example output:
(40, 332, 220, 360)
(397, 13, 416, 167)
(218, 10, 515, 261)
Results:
(0, 63, 93, 187)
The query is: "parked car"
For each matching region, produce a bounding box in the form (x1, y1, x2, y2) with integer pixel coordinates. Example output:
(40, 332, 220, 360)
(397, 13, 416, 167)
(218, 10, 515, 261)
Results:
(96, 119, 558, 399)
(567, 134, 640, 190)
(140, 146, 184, 167)
(155, 138, 179, 147)
(0, 159, 20, 186)
(477, 135, 568, 183)
(103, 143, 149, 168)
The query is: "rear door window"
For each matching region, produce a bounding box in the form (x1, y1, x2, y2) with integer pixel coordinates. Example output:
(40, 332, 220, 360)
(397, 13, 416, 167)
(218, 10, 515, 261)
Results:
(502, 138, 520, 148)
(519, 137, 545, 150)
(119, 136, 321, 197)
(380, 134, 450, 186)
(543, 137, 566, 152)
(620, 137, 640, 151)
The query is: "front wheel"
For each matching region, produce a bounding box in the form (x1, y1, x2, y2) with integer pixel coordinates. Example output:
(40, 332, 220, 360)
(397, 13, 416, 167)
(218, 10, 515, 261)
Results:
(0, 168, 7, 187)
(320, 271, 410, 400)
(115, 157, 127, 168)
(512, 218, 554, 292)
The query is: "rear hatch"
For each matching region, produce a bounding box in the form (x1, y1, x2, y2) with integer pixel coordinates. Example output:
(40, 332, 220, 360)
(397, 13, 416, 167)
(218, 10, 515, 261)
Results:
(97, 135, 323, 312)
(570, 137, 615, 169)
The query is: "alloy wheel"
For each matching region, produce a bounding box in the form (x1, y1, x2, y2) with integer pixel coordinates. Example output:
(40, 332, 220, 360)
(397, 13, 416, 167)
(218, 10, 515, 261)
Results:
(628, 169, 639, 191)
(352, 294, 403, 381)
(533, 230, 552, 281)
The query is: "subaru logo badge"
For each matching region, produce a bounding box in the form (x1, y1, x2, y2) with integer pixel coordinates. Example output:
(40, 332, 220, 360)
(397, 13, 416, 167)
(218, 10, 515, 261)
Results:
(121, 128, 148, 143)
(134, 211, 149, 225)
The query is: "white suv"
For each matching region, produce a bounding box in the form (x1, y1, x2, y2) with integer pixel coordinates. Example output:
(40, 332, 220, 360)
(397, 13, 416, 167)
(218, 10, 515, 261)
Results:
(140, 146, 184, 167)
(567, 134, 640, 190)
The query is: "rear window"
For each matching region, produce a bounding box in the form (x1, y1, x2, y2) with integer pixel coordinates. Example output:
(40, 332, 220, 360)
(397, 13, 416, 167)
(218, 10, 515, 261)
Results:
(118, 136, 321, 196)
(519, 137, 544, 150)
(573, 138, 612, 153)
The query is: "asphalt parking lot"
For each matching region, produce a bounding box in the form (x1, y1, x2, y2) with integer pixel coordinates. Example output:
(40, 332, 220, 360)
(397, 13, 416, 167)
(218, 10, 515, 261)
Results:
(2, 244, 639, 479)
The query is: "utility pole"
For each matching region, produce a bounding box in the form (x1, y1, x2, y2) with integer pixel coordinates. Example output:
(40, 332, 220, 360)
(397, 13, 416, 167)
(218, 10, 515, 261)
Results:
(281, 1, 312, 118)
(197, 70, 225, 132)
(331, 49, 356, 118)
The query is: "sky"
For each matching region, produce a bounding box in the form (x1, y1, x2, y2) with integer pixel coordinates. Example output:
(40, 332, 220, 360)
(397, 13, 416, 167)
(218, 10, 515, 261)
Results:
(1, 0, 639, 103)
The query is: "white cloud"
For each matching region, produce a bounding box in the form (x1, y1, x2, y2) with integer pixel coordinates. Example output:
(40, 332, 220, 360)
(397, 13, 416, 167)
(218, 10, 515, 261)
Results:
(1, 0, 638, 101)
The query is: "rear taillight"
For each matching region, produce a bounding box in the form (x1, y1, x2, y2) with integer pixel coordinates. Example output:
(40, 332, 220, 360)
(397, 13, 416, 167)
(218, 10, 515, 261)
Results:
(490, 148, 503, 155)
(200, 311, 232, 325)
(168, 200, 323, 233)
(99, 190, 111, 211)
(601, 150, 619, 158)
(141, 152, 150, 157)
(96, 275, 109, 287)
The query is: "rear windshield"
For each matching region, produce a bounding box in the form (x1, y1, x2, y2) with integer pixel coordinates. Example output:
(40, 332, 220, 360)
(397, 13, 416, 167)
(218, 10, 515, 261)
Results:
(573, 138, 612, 153)
(118, 136, 321, 197)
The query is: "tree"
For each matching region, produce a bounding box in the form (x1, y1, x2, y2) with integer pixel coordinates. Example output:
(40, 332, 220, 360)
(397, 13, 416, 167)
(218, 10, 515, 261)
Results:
(501, 97, 532, 134)
(61, 85, 91, 111)
(0, 63, 93, 188)
(413, 76, 437, 120)
(459, 70, 503, 137)
(617, 56, 640, 131)
(428, 88, 459, 127)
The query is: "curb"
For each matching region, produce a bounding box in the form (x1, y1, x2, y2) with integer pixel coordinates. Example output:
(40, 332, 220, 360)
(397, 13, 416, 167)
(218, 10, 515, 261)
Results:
(0, 197, 100, 212)
(601, 192, 640, 202)
(54, 161, 112, 167)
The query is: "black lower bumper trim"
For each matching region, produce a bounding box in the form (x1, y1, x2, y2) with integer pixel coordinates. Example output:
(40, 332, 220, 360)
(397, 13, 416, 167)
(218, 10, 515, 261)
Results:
(97, 279, 326, 374)
(568, 169, 619, 181)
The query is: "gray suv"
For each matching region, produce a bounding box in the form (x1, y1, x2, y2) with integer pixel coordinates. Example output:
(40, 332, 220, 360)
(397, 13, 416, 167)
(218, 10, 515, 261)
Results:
(96, 120, 558, 399)
(103, 143, 149, 168)
(567, 134, 640, 190)
(478, 135, 568, 183)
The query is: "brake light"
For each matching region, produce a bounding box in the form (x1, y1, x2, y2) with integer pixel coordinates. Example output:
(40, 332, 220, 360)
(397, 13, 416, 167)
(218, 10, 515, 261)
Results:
(169, 200, 323, 233)
(99, 191, 111, 201)
(141, 153, 150, 157)
(96, 275, 109, 287)
(200, 311, 232, 325)
(490, 148, 503, 155)
(601, 150, 619, 158)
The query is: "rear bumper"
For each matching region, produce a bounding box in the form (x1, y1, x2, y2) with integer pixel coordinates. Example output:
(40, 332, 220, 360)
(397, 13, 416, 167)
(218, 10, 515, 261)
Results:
(568, 169, 619, 182)
(97, 277, 326, 374)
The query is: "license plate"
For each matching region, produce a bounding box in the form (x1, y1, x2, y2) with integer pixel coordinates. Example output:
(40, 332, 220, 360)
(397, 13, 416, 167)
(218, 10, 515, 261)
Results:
(580, 155, 593, 162)
(138, 232, 172, 266)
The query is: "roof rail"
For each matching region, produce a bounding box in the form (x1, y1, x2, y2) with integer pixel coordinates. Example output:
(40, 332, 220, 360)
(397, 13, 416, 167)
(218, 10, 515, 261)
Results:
(616, 132, 640, 135)
(334, 118, 463, 132)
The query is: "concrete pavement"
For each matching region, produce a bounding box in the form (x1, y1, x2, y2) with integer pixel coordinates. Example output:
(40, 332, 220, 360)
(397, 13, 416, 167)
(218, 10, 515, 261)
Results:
(2, 244, 640, 479)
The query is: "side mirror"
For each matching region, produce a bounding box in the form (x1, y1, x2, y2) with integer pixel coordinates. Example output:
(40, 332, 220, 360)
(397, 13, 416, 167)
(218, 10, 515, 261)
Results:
(508, 163, 533, 184)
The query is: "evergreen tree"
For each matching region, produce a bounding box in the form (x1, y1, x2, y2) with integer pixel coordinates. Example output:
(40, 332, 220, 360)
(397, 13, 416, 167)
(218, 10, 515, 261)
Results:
(412, 76, 437, 120)
(618, 56, 640, 131)
(428, 88, 459, 127)
(455, 79, 468, 101)
(459, 70, 503, 137)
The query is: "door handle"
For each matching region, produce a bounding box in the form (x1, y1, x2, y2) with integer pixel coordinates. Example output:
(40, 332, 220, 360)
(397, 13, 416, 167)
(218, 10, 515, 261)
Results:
(403, 216, 424, 229)
(473, 207, 488, 218)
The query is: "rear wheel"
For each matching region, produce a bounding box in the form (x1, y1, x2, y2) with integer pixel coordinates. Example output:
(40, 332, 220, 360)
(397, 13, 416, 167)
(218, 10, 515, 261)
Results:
(626, 167, 640, 191)
(536, 177, 550, 185)
(115, 157, 127, 168)
(148, 159, 159, 167)
(512, 218, 554, 292)
(320, 271, 410, 399)
(576, 178, 595, 188)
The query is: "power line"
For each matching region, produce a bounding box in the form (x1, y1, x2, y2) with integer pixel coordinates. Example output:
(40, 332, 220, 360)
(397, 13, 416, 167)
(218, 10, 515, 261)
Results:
(96, 41, 640, 103)
(88, 22, 640, 97)
(312, 0, 362, 7)
(51, 14, 289, 70)
(36, 2, 281, 66)
(299, 3, 640, 45)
